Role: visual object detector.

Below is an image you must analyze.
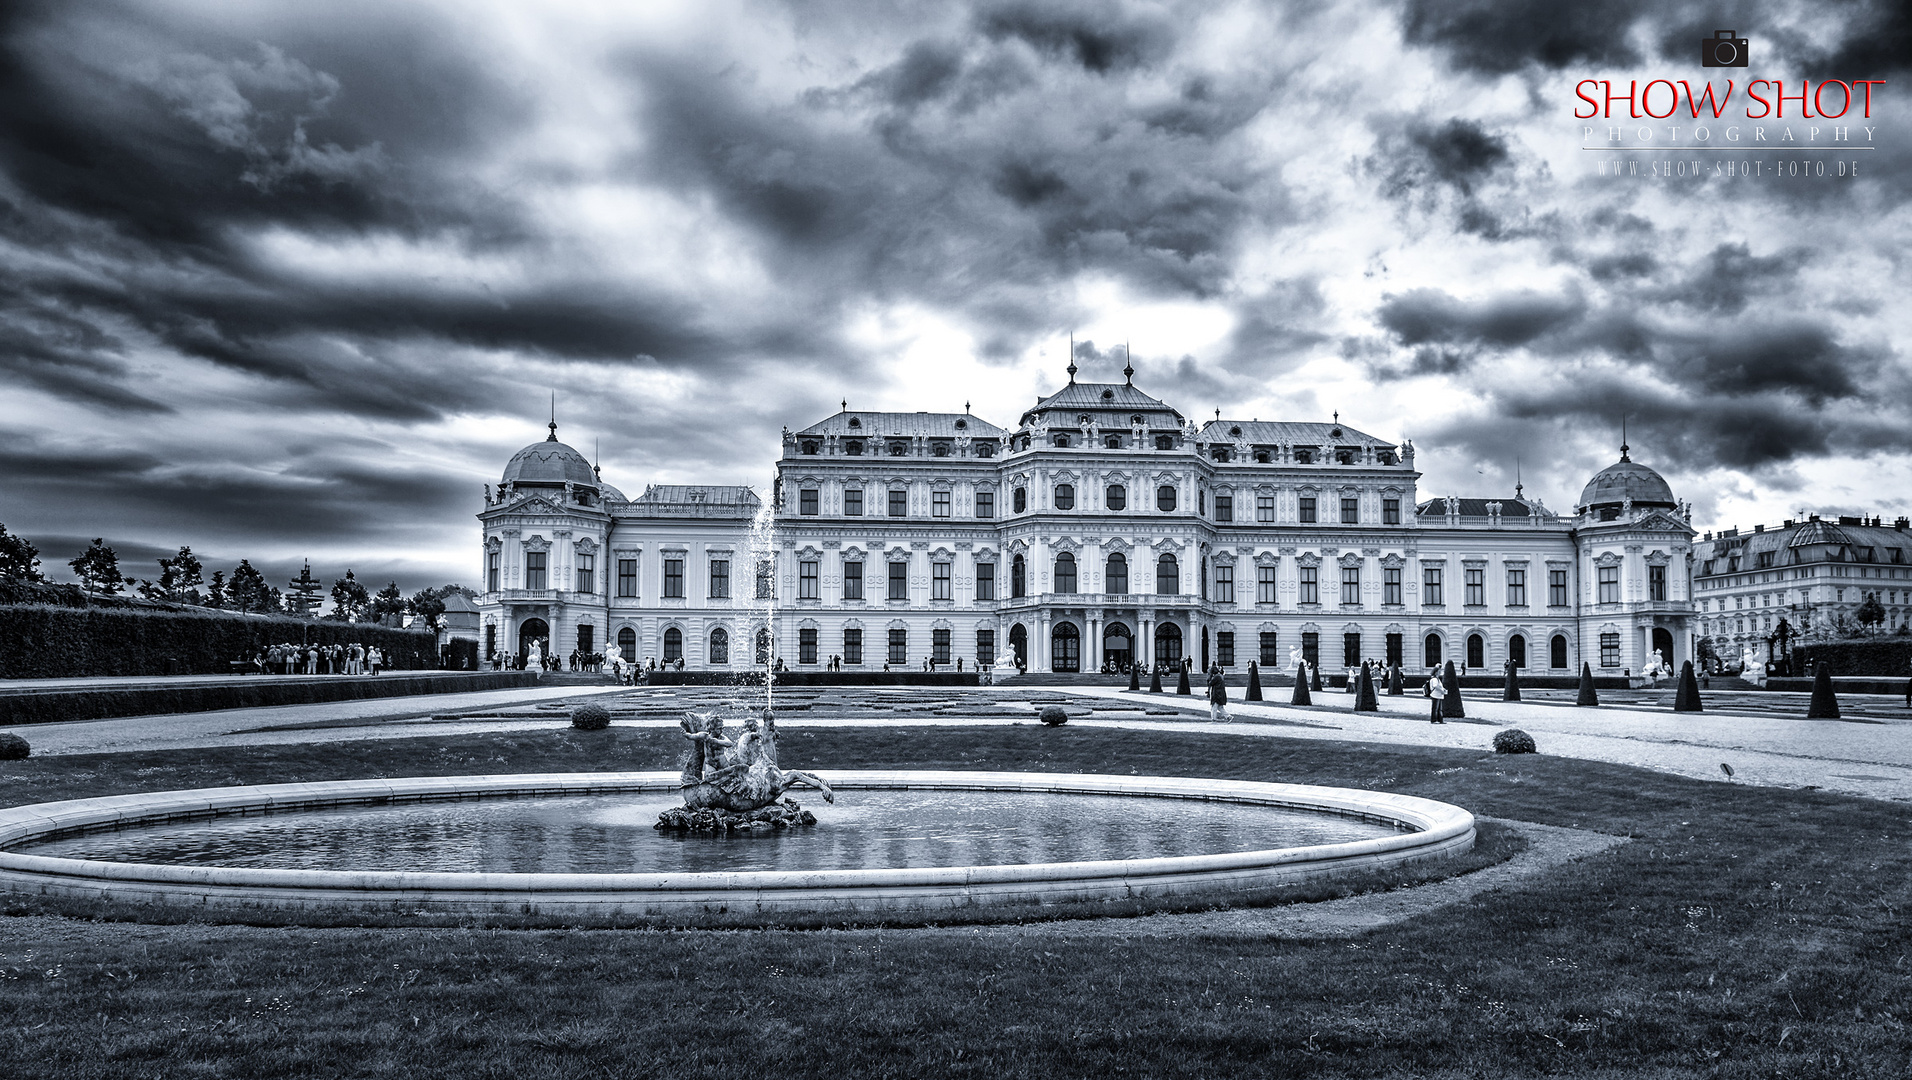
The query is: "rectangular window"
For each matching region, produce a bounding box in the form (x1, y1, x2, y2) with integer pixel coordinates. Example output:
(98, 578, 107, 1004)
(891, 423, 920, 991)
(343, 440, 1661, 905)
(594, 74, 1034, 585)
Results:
(708, 559, 729, 598)
(1256, 495, 1275, 522)
(1600, 631, 1621, 668)
(524, 551, 547, 591)
(1507, 568, 1527, 607)
(799, 560, 819, 600)
(842, 561, 864, 601)
(577, 624, 594, 654)
(487, 551, 500, 593)
(1649, 564, 1667, 602)
(1217, 631, 1234, 667)
(932, 561, 951, 600)
(844, 489, 863, 516)
(1465, 568, 1485, 606)
(1342, 566, 1360, 605)
(1299, 497, 1317, 523)
(975, 563, 995, 601)
(1384, 566, 1402, 606)
(932, 628, 951, 664)
(576, 553, 595, 593)
(756, 560, 773, 600)
(1259, 631, 1280, 666)
(1382, 498, 1400, 525)
(1341, 497, 1359, 524)
(1299, 566, 1319, 605)
(888, 488, 907, 517)
(843, 628, 862, 666)
(1257, 565, 1276, 604)
(1214, 564, 1234, 603)
(617, 558, 636, 598)
(1302, 631, 1319, 670)
(1215, 495, 1233, 523)
(888, 628, 907, 665)
(1549, 569, 1568, 607)
(799, 627, 817, 664)
(799, 488, 818, 515)
(662, 557, 682, 598)
(888, 561, 908, 600)
(1598, 565, 1620, 604)
(933, 490, 951, 518)
(1343, 632, 1361, 668)
(975, 491, 995, 518)
(976, 629, 995, 666)
(1423, 567, 1443, 606)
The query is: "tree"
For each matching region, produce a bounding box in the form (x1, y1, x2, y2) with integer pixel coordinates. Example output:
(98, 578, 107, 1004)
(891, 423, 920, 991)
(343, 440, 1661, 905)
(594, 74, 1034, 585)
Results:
(370, 581, 407, 625)
(134, 547, 204, 604)
(1856, 592, 1886, 634)
(0, 524, 42, 582)
(68, 539, 123, 594)
(285, 561, 324, 617)
(329, 570, 370, 622)
(407, 584, 473, 632)
(205, 570, 228, 608)
(228, 560, 273, 613)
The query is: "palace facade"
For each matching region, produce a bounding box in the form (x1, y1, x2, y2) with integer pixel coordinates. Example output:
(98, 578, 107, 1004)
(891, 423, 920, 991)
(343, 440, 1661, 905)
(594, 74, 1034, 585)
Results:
(1693, 514, 1912, 663)
(477, 371, 1700, 676)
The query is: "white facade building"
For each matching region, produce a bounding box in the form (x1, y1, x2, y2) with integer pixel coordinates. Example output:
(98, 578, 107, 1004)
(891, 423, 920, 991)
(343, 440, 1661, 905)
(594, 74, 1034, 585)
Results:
(1693, 514, 1912, 664)
(477, 373, 1699, 676)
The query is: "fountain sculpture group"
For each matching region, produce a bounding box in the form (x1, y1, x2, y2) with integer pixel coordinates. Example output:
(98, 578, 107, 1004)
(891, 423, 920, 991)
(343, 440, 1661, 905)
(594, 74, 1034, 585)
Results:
(656, 708, 836, 833)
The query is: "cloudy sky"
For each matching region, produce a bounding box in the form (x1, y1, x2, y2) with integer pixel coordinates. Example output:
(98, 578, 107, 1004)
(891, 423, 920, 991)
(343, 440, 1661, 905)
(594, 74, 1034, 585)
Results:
(1, 0, 1907, 595)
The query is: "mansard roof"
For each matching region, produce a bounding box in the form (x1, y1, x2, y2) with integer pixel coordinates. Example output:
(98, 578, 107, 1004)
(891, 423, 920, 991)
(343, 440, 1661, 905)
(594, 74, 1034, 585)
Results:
(796, 411, 1006, 439)
(1019, 382, 1184, 427)
(1417, 497, 1544, 519)
(1199, 420, 1394, 446)
(631, 485, 761, 507)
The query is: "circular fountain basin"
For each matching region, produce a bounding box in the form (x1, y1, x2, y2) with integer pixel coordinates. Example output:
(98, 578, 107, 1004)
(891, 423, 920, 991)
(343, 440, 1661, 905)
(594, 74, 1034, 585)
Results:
(0, 772, 1474, 926)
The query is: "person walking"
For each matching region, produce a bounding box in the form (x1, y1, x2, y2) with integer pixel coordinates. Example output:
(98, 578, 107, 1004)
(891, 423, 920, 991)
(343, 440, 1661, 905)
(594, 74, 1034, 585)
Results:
(1428, 670, 1446, 723)
(1207, 665, 1229, 722)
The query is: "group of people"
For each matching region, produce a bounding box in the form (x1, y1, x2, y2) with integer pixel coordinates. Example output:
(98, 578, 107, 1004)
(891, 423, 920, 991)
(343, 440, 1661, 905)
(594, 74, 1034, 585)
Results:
(250, 642, 385, 676)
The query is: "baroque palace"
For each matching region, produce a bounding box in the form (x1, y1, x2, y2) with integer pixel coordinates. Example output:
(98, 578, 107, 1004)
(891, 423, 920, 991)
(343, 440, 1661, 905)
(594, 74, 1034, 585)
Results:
(476, 366, 1699, 677)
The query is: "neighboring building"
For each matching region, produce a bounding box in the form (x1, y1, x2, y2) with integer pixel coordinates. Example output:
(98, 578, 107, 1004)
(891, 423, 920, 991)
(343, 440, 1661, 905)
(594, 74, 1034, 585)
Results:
(1694, 514, 1912, 661)
(437, 591, 481, 649)
(476, 369, 1699, 675)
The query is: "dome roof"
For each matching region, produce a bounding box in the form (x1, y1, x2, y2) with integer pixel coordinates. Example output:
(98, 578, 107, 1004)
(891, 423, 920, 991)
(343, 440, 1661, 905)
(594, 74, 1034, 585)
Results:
(502, 424, 597, 487)
(1578, 451, 1676, 510)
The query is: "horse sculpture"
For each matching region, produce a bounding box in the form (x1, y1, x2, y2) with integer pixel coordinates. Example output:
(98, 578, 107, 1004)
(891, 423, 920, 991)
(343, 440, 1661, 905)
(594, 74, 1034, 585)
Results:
(678, 709, 834, 813)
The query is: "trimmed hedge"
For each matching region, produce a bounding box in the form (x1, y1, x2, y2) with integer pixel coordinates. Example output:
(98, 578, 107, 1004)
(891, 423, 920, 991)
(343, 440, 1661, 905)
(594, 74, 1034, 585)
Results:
(0, 732, 28, 760)
(0, 671, 540, 726)
(571, 702, 612, 730)
(1038, 705, 1069, 726)
(0, 604, 438, 679)
(1493, 729, 1538, 755)
(1791, 640, 1912, 678)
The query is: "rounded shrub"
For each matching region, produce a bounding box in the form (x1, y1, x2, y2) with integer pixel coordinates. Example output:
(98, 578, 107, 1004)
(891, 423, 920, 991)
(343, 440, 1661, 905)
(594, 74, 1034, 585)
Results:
(570, 702, 612, 731)
(0, 732, 29, 760)
(1038, 705, 1069, 726)
(1492, 729, 1537, 755)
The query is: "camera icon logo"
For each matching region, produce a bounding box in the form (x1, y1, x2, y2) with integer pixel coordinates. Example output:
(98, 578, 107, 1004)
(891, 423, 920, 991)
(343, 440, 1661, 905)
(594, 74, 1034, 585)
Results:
(1701, 29, 1748, 67)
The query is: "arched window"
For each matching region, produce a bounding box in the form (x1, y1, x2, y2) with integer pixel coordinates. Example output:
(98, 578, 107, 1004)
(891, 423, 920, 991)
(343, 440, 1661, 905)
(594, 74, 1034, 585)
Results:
(709, 627, 729, 665)
(1156, 554, 1179, 595)
(1051, 622, 1080, 673)
(617, 627, 636, 662)
(1054, 433, 1071, 447)
(1105, 553, 1128, 594)
(1550, 634, 1569, 669)
(663, 627, 683, 662)
(1106, 484, 1126, 510)
(1054, 553, 1077, 593)
(1424, 634, 1443, 669)
(1157, 485, 1177, 511)
(1013, 488, 1027, 513)
(1104, 435, 1121, 448)
(1509, 634, 1526, 668)
(1009, 623, 1028, 666)
(1466, 633, 1485, 669)
(1054, 484, 1075, 510)
(756, 628, 772, 665)
(1154, 622, 1183, 664)
(1012, 554, 1027, 598)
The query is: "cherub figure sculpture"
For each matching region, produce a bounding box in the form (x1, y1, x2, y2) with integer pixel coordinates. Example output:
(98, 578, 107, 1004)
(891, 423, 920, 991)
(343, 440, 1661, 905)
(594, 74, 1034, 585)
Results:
(678, 710, 834, 812)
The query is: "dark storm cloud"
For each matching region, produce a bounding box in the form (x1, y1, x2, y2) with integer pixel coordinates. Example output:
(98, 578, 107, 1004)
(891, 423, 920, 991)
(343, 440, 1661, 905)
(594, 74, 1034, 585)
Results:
(974, 0, 1175, 74)
(1667, 243, 1808, 314)
(1378, 287, 1585, 348)
(1400, 0, 1648, 74)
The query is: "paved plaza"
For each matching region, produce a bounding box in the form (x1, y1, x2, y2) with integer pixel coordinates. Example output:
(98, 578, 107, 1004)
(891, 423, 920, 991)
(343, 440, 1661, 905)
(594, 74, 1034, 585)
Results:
(7, 679, 1911, 803)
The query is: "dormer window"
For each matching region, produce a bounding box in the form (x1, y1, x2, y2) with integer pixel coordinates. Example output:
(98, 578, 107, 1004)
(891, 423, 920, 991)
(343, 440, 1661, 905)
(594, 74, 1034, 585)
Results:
(931, 442, 949, 457)
(1335, 449, 1355, 464)
(954, 419, 967, 430)
(801, 441, 818, 455)
(1054, 433, 1071, 447)
(1104, 435, 1121, 449)
(1154, 435, 1173, 450)
(1294, 449, 1314, 464)
(847, 417, 861, 428)
(1330, 427, 1343, 438)
(975, 441, 996, 457)
(845, 440, 863, 456)
(888, 441, 907, 456)
(1079, 414, 1091, 426)
(1130, 415, 1142, 425)
(1254, 450, 1271, 463)
(1229, 426, 1242, 437)
(1377, 450, 1396, 465)
(1101, 389, 1114, 400)
(1211, 446, 1231, 462)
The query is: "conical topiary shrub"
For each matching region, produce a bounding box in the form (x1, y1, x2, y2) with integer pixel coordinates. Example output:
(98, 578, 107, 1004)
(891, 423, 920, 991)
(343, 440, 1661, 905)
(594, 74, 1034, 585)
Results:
(1354, 664, 1379, 712)
(1128, 664, 1140, 692)
(1502, 662, 1521, 702)
(1387, 664, 1404, 696)
(1442, 660, 1465, 718)
(1149, 665, 1162, 693)
(1292, 661, 1312, 706)
(1576, 661, 1599, 707)
(1176, 665, 1192, 695)
(1806, 660, 1840, 720)
(1673, 660, 1703, 713)
(1245, 661, 1263, 701)
(1310, 661, 1323, 693)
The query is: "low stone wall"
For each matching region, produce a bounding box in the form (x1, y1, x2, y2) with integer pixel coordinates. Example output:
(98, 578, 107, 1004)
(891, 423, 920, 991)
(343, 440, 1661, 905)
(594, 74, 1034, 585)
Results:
(1766, 676, 1912, 696)
(0, 772, 1475, 928)
(0, 671, 542, 726)
(643, 671, 981, 688)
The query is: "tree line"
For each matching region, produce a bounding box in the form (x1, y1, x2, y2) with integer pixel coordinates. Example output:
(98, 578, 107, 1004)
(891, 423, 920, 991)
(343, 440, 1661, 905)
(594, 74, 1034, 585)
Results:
(0, 523, 470, 630)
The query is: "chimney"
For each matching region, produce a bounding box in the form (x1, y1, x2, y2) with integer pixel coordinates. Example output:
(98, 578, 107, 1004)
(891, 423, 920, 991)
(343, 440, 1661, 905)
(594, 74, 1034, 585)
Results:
(1783, 519, 1795, 528)
(1754, 524, 1764, 533)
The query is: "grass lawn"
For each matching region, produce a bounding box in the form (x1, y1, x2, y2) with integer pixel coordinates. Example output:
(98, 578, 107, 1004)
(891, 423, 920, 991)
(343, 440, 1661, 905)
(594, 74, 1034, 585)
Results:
(1, 724, 1909, 1078)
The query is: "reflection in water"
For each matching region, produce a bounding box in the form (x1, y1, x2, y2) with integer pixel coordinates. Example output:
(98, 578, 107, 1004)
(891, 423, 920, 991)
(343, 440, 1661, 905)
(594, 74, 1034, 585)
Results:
(25, 791, 1399, 875)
